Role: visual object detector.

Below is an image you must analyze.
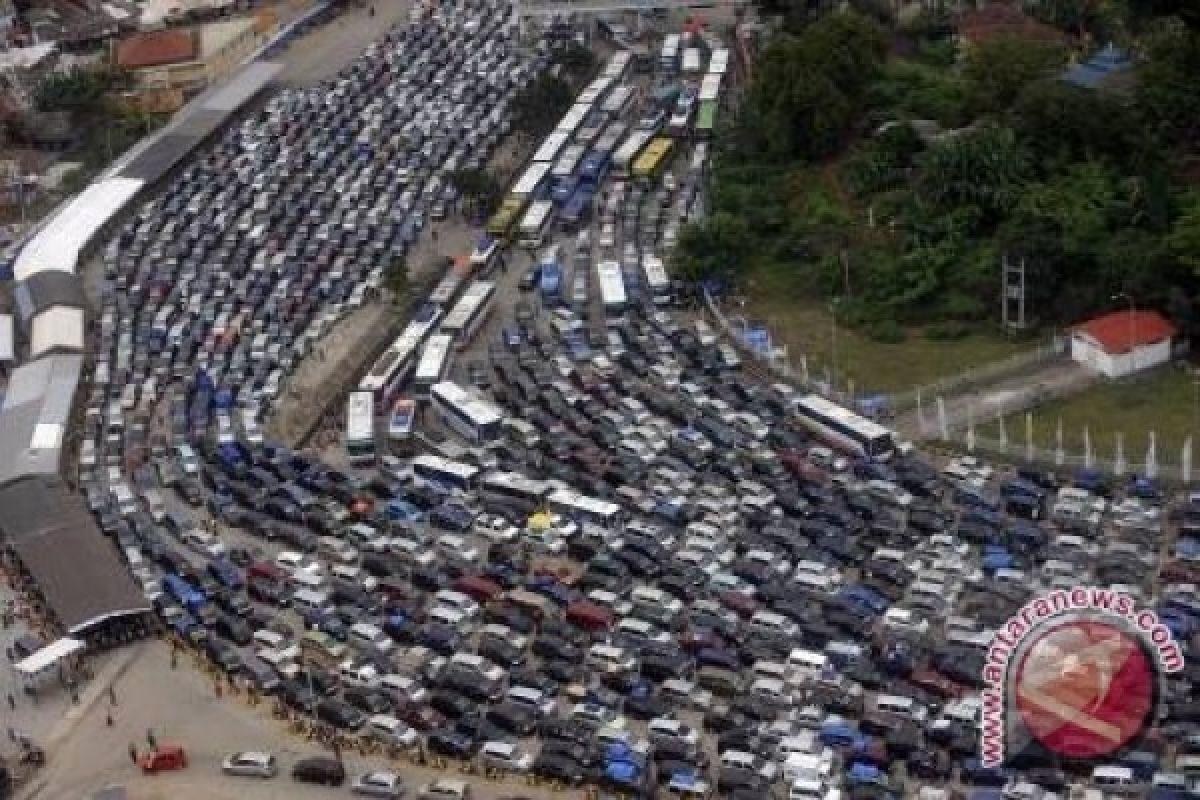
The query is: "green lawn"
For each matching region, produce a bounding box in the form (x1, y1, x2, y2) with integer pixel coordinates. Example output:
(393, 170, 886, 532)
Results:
(977, 367, 1200, 459)
(744, 271, 1034, 396)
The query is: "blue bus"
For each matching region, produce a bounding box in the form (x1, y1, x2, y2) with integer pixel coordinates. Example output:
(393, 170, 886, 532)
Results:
(580, 151, 609, 186)
(552, 175, 578, 205)
(561, 187, 594, 231)
(539, 248, 563, 304)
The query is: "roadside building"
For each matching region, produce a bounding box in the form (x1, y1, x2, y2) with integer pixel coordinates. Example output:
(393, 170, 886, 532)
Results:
(1070, 309, 1177, 379)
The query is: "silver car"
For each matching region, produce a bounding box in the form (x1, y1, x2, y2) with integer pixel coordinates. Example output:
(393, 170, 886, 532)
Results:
(353, 771, 406, 798)
(221, 751, 277, 778)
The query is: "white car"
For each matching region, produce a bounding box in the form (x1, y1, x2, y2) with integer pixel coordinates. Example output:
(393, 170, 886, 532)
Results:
(479, 740, 534, 772)
(352, 770, 405, 798)
(183, 529, 226, 558)
(599, 223, 616, 250)
(221, 751, 277, 778)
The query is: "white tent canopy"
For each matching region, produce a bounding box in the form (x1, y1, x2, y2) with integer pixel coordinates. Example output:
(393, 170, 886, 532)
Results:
(14, 636, 84, 677)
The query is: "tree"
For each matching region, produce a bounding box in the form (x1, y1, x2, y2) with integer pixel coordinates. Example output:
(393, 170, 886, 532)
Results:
(962, 36, 1067, 115)
(511, 74, 573, 138)
(384, 259, 408, 296)
(553, 42, 596, 79)
(918, 125, 1033, 220)
(1010, 79, 1136, 165)
(1137, 27, 1200, 152)
(449, 168, 502, 218)
(672, 213, 753, 282)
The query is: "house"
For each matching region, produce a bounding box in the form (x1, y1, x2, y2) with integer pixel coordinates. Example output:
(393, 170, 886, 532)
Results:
(1070, 310, 1177, 379)
(115, 15, 270, 102)
(956, 1, 1067, 49)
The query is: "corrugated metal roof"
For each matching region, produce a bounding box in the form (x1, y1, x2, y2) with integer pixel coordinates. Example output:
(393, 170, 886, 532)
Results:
(0, 314, 12, 362)
(0, 354, 82, 487)
(31, 307, 85, 358)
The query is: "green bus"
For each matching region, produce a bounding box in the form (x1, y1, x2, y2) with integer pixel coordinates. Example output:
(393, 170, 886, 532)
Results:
(485, 194, 526, 238)
(695, 101, 717, 139)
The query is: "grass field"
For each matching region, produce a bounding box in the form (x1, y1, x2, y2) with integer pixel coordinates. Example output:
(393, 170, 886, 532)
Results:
(977, 367, 1200, 460)
(744, 270, 1036, 396)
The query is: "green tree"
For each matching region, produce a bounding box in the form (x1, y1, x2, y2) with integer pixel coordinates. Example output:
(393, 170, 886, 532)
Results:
(1167, 193, 1200, 274)
(553, 42, 596, 79)
(963, 36, 1067, 115)
(34, 66, 113, 113)
(673, 212, 754, 282)
(1010, 79, 1136, 165)
(384, 259, 408, 296)
(918, 125, 1033, 219)
(511, 74, 573, 139)
(448, 168, 502, 217)
(1137, 27, 1200, 152)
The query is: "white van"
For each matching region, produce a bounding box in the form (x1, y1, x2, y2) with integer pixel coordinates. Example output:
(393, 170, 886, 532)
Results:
(288, 569, 327, 593)
(587, 644, 636, 673)
(365, 714, 419, 748)
(1091, 765, 1137, 790)
(252, 630, 289, 651)
(349, 622, 394, 655)
(433, 589, 480, 618)
(873, 694, 926, 722)
(291, 588, 332, 616)
(787, 648, 828, 675)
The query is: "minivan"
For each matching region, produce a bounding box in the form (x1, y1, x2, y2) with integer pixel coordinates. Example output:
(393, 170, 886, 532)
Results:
(291, 756, 345, 786)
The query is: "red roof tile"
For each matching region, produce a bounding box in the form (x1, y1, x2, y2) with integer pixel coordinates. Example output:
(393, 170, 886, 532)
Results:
(957, 1, 1067, 46)
(116, 29, 197, 70)
(1075, 310, 1176, 354)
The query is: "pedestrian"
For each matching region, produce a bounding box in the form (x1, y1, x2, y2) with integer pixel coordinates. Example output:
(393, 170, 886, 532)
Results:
(432, 229, 439, 242)
(6, 693, 13, 710)
(7, 727, 14, 742)
(170, 650, 177, 670)
(105, 711, 113, 727)
(128, 743, 138, 764)
(146, 728, 156, 750)
(108, 685, 117, 706)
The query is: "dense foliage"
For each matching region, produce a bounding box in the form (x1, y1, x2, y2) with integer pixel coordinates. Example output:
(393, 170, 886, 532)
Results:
(675, 7, 1200, 337)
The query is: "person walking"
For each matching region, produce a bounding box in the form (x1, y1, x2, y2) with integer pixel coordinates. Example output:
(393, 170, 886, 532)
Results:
(129, 743, 138, 764)
(146, 728, 157, 750)
(6, 693, 14, 711)
(108, 685, 117, 705)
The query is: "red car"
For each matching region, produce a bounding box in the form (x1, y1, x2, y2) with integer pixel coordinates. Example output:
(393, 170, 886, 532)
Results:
(909, 668, 966, 700)
(396, 703, 446, 732)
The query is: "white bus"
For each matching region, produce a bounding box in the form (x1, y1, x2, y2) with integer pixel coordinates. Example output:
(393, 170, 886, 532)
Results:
(660, 34, 681, 72)
(556, 102, 592, 138)
(699, 73, 722, 103)
(430, 381, 503, 444)
(602, 86, 637, 117)
(605, 50, 632, 80)
(548, 488, 623, 529)
(613, 130, 653, 177)
(412, 453, 480, 493)
(345, 391, 376, 466)
(441, 281, 496, 349)
(429, 261, 469, 308)
(793, 394, 896, 459)
(552, 144, 588, 182)
(413, 333, 454, 398)
(682, 48, 703, 75)
(514, 161, 553, 198)
(596, 121, 629, 158)
(708, 48, 729, 76)
(532, 133, 570, 166)
(359, 305, 443, 403)
(479, 471, 551, 514)
(518, 200, 555, 249)
(642, 254, 671, 306)
(596, 260, 627, 317)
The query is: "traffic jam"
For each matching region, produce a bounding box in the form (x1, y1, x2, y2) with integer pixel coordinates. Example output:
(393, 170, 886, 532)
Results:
(79, 1, 1200, 798)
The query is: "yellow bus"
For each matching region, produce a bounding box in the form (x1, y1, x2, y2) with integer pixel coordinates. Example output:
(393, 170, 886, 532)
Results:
(632, 137, 674, 184)
(485, 194, 526, 238)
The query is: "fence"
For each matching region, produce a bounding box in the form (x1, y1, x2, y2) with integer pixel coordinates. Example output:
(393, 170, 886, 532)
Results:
(943, 432, 1194, 484)
(703, 290, 1069, 415)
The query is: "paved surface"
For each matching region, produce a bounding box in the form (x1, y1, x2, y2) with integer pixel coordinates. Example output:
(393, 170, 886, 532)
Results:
(18, 640, 584, 800)
(893, 359, 1099, 440)
(274, 0, 418, 87)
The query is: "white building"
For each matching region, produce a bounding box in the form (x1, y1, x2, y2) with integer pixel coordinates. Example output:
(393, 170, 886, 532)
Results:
(1070, 310, 1176, 379)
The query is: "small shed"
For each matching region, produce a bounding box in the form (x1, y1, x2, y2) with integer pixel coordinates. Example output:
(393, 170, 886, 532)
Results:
(1070, 310, 1176, 379)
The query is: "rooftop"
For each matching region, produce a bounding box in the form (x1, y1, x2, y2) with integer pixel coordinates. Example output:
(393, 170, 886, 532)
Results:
(116, 29, 198, 70)
(1074, 309, 1176, 354)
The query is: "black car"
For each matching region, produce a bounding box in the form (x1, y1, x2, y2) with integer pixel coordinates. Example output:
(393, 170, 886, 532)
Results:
(427, 727, 478, 759)
(291, 756, 345, 786)
(316, 698, 365, 731)
(343, 686, 392, 715)
(519, 267, 540, 292)
(485, 702, 537, 736)
(429, 690, 475, 720)
(532, 752, 586, 785)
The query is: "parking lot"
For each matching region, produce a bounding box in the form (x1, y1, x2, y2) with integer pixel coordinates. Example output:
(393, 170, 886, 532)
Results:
(65, 5, 1200, 800)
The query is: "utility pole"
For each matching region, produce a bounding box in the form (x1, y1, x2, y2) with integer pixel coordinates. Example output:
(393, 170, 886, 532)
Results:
(1001, 253, 1027, 332)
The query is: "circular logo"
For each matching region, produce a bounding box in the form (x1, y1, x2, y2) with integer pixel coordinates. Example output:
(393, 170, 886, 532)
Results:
(1012, 618, 1157, 761)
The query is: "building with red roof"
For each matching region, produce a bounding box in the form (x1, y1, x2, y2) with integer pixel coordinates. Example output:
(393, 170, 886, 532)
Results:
(1070, 309, 1177, 378)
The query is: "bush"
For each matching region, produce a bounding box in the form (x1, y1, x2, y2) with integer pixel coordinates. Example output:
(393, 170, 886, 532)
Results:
(865, 319, 906, 343)
(924, 321, 971, 340)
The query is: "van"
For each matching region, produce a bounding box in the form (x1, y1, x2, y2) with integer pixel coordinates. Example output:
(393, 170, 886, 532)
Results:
(752, 676, 792, 708)
(349, 622, 394, 655)
(239, 655, 282, 694)
(292, 588, 332, 616)
(256, 646, 300, 680)
(434, 589, 480, 617)
(301, 631, 348, 667)
(1091, 766, 1137, 790)
(253, 630, 289, 651)
(365, 714, 418, 748)
(696, 666, 745, 697)
(873, 694, 926, 722)
(788, 648, 828, 675)
(587, 644, 636, 673)
(426, 605, 468, 631)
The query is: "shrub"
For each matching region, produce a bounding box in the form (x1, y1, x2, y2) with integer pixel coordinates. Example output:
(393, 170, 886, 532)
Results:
(924, 321, 971, 340)
(865, 319, 906, 343)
